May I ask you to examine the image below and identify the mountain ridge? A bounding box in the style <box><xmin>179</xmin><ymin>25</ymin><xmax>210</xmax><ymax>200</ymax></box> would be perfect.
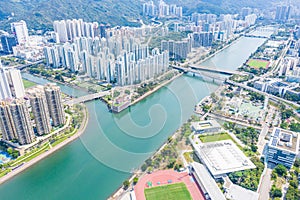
<box><xmin>0</xmin><ymin>0</ymin><xmax>293</xmax><ymax>31</ymax></box>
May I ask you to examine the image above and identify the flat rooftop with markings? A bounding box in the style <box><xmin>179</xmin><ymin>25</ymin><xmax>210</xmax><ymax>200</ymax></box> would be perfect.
<box><xmin>194</xmin><ymin>140</ymin><xmax>256</xmax><ymax>178</ymax></box>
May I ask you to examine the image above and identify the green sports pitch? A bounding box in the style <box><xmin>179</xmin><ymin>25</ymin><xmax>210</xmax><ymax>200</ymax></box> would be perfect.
<box><xmin>144</xmin><ymin>182</ymin><xmax>192</xmax><ymax>200</ymax></box>
<box><xmin>246</xmin><ymin>59</ymin><xmax>270</xmax><ymax>69</ymax></box>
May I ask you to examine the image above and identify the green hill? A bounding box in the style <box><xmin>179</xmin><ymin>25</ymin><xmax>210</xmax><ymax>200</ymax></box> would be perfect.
<box><xmin>166</xmin><ymin>0</ymin><xmax>284</xmax><ymax>15</ymax></box>
<box><xmin>0</xmin><ymin>0</ymin><xmax>143</xmax><ymax>31</ymax></box>
<box><xmin>0</xmin><ymin>0</ymin><xmax>292</xmax><ymax>31</ymax></box>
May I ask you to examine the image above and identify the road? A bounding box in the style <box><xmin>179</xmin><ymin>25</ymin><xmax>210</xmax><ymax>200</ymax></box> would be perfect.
<box><xmin>258</xmin><ymin>167</ymin><xmax>272</xmax><ymax>200</ymax></box>
<box><xmin>257</xmin><ymin>123</ymin><xmax>269</xmax><ymax>155</ymax></box>
<box><xmin>208</xmin><ymin>112</ymin><xmax>262</xmax><ymax>130</ymax></box>
<box><xmin>226</xmin><ymin>79</ymin><xmax>300</xmax><ymax>108</ymax></box>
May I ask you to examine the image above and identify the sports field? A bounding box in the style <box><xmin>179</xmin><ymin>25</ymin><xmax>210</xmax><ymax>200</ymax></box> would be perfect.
<box><xmin>247</xmin><ymin>59</ymin><xmax>270</xmax><ymax>69</ymax></box>
<box><xmin>144</xmin><ymin>182</ymin><xmax>192</xmax><ymax>200</ymax></box>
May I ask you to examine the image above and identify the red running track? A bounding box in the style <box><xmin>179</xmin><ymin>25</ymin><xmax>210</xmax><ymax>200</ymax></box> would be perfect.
<box><xmin>134</xmin><ymin>170</ymin><xmax>205</xmax><ymax>200</ymax></box>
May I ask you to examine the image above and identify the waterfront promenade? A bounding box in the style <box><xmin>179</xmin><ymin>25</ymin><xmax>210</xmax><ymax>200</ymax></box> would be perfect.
<box><xmin>130</xmin><ymin>72</ymin><xmax>183</xmax><ymax>106</ymax></box>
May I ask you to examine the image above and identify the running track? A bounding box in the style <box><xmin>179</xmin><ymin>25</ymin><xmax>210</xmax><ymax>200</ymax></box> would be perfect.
<box><xmin>134</xmin><ymin>170</ymin><xmax>205</xmax><ymax>200</ymax></box>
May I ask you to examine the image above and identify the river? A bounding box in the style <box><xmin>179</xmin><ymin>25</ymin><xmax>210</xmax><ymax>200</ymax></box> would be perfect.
<box><xmin>0</xmin><ymin>36</ymin><xmax>267</xmax><ymax>200</ymax></box>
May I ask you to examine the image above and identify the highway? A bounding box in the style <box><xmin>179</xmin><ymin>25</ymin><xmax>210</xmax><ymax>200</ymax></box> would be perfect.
<box><xmin>225</xmin><ymin>79</ymin><xmax>300</xmax><ymax>108</ymax></box>
<box><xmin>172</xmin><ymin>64</ymin><xmax>244</xmax><ymax>76</ymax></box>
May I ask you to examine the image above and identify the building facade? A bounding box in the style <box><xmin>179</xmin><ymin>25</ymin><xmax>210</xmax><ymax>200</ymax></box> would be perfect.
<box><xmin>9</xmin><ymin>99</ymin><xmax>35</xmax><ymax>145</ymax></box>
<box><xmin>11</xmin><ymin>20</ymin><xmax>29</xmax><ymax>45</ymax></box>
<box><xmin>28</xmin><ymin>86</ymin><xmax>52</xmax><ymax>136</ymax></box>
<box><xmin>44</xmin><ymin>83</ymin><xmax>65</xmax><ymax>127</ymax></box>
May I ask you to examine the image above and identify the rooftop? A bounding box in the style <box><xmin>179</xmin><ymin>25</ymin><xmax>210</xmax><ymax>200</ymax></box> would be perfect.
<box><xmin>191</xmin><ymin>120</ymin><xmax>221</xmax><ymax>130</ymax></box>
<box><xmin>190</xmin><ymin>162</ymin><xmax>226</xmax><ymax>200</ymax></box>
<box><xmin>225</xmin><ymin>183</ymin><xmax>259</xmax><ymax>200</ymax></box>
<box><xmin>268</xmin><ymin>128</ymin><xmax>299</xmax><ymax>153</ymax></box>
<box><xmin>195</xmin><ymin>140</ymin><xmax>256</xmax><ymax>177</ymax></box>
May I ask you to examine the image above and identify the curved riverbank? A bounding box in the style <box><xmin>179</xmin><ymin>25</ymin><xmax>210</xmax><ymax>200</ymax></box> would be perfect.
<box><xmin>196</xmin><ymin>36</ymin><xmax>243</xmax><ymax>65</ymax></box>
<box><xmin>0</xmin><ymin>104</ymin><xmax>89</xmax><ymax>185</ymax></box>
<box><xmin>0</xmin><ymin>33</ymin><xmax>269</xmax><ymax>200</ymax></box>
<box><xmin>130</xmin><ymin>72</ymin><xmax>183</xmax><ymax>107</ymax></box>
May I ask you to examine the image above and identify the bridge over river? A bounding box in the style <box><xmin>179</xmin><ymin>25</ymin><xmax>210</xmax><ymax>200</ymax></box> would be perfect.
<box><xmin>172</xmin><ymin>65</ymin><xmax>246</xmax><ymax>76</ymax></box>
<box><xmin>64</xmin><ymin>91</ymin><xmax>110</xmax><ymax>105</ymax></box>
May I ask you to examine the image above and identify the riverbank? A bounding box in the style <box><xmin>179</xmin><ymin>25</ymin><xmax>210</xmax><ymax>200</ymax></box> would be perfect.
<box><xmin>22</xmin><ymin>71</ymin><xmax>89</xmax><ymax>94</ymax></box>
<box><xmin>195</xmin><ymin>35</ymin><xmax>243</xmax><ymax>66</ymax></box>
<box><xmin>130</xmin><ymin>72</ymin><xmax>183</xmax><ymax>107</ymax></box>
<box><xmin>0</xmin><ymin>104</ymin><xmax>89</xmax><ymax>185</ymax></box>
<box><xmin>109</xmin><ymin>27</ymin><xmax>267</xmax><ymax>200</ymax></box>
<box><xmin>109</xmin><ymin>110</ymin><xmax>187</xmax><ymax>200</ymax></box>
<box><xmin>0</xmin><ymin>28</ymin><xmax>273</xmax><ymax>200</ymax></box>
<box><xmin>192</xmin><ymin>25</ymin><xmax>259</xmax><ymax>66</ymax></box>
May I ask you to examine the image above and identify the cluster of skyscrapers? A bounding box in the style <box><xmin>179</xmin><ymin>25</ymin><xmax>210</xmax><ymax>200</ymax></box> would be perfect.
<box><xmin>161</xmin><ymin>31</ymin><xmax>215</xmax><ymax>61</ymax></box>
<box><xmin>189</xmin><ymin>12</ymin><xmax>257</xmax><ymax>39</ymax></box>
<box><xmin>160</xmin><ymin>11</ymin><xmax>258</xmax><ymax>61</ymax></box>
<box><xmin>275</xmin><ymin>5</ymin><xmax>292</xmax><ymax>22</ymax></box>
<box><xmin>44</xmin><ymin>21</ymin><xmax>169</xmax><ymax>86</ymax></box>
<box><xmin>0</xmin><ymin>62</ymin><xmax>65</xmax><ymax>145</ymax></box>
<box><xmin>161</xmin><ymin>38</ymin><xmax>192</xmax><ymax>61</ymax></box>
<box><xmin>53</xmin><ymin>19</ymin><xmax>104</xmax><ymax>43</ymax></box>
<box><xmin>142</xmin><ymin>0</ymin><xmax>182</xmax><ymax>18</ymax></box>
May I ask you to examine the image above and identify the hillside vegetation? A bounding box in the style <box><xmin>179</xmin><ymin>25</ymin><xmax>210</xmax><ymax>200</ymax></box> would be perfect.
<box><xmin>0</xmin><ymin>0</ymin><xmax>293</xmax><ymax>31</ymax></box>
<box><xmin>0</xmin><ymin>0</ymin><xmax>143</xmax><ymax>31</ymax></box>
<box><xmin>166</xmin><ymin>0</ymin><xmax>282</xmax><ymax>15</ymax></box>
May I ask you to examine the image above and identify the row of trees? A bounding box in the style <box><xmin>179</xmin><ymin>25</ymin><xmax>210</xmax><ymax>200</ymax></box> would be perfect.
<box><xmin>223</xmin><ymin>122</ymin><xmax>259</xmax><ymax>145</ymax></box>
<box><xmin>270</xmin><ymin>164</ymin><xmax>287</xmax><ymax>199</ymax></box>
<box><xmin>248</xmin><ymin>91</ymin><xmax>265</xmax><ymax>102</ymax></box>
<box><xmin>285</xmin><ymin>159</ymin><xmax>300</xmax><ymax>200</ymax></box>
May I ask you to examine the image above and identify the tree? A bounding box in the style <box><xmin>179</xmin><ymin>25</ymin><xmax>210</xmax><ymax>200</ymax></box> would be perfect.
<box><xmin>274</xmin><ymin>164</ymin><xmax>287</xmax><ymax>177</ymax></box>
<box><xmin>141</xmin><ymin>164</ymin><xmax>147</xmax><ymax>172</ymax></box>
<box><xmin>280</xmin><ymin>122</ymin><xmax>288</xmax><ymax>129</ymax></box>
<box><xmin>133</xmin><ymin>177</ymin><xmax>139</xmax><ymax>185</ymax></box>
<box><xmin>167</xmin><ymin>158</ymin><xmax>176</xmax><ymax>169</ymax></box>
<box><xmin>54</xmin><ymin>74</ymin><xmax>64</xmax><ymax>82</ymax></box>
<box><xmin>113</xmin><ymin>90</ymin><xmax>120</xmax><ymax>98</ymax></box>
<box><xmin>125</xmin><ymin>90</ymin><xmax>130</xmax><ymax>95</ymax></box>
<box><xmin>281</xmin><ymin>109</ymin><xmax>294</xmax><ymax>121</ymax></box>
<box><xmin>289</xmin><ymin>123</ymin><xmax>300</xmax><ymax>132</ymax></box>
<box><xmin>250</xmin><ymin>144</ymin><xmax>258</xmax><ymax>152</ymax></box>
<box><xmin>270</xmin><ymin>187</ymin><xmax>282</xmax><ymax>198</ymax></box>
<box><xmin>123</xmin><ymin>180</ymin><xmax>130</xmax><ymax>189</ymax></box>
<box><xmin>294</xmin><ymin>158</ymin><xmax>300</xmax><ymax>167</ymax></box>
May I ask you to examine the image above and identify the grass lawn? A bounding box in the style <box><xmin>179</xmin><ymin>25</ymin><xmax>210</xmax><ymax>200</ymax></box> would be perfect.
<box><xmin>247</xmin><ymin>59</ymin><xmax>270</xmax><ymax>69</ymax></box>
<box><xmin>77</xmin><ymin>82</ymin><xmax>105</xmax><ymax>92</ymax></box>
<box><xmin>23</xmin><ymin>79</ymin><xmax>36</xmax><ymax>89</ymax></box>
<box><xmin>199</xmin><ymin>132</ymin><xmax>233</xmax><ymax>143</ymax></box>
<box><xmin>144</xmin><ymin>182</ymin><xmax>192</xmax><ymax>200</ymax></box>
